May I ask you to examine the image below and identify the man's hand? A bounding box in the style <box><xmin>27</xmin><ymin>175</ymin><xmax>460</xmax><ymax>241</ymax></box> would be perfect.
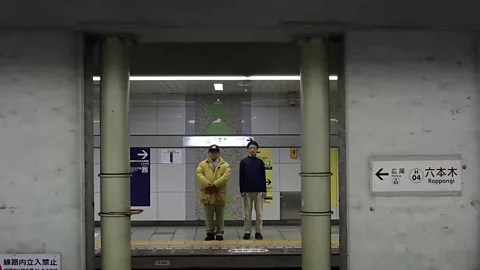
<box><xmin>205</xmin><ymin>183</ymin><xmax>213</xmax><ymax>192</ymax></box>
<box><xmin>262</xmin><ymin>192</ymin><xmax>267</xmax><ymax>198</ymax></box>
<box><xmin>205</xmin><ymin>183</ymin><xmax>218</xmax><ymax>192</ymax></box>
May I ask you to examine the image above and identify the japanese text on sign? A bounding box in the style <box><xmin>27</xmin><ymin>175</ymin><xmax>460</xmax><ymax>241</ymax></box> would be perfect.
<box><xmin>130</xmin><ymin>163</ymin><xmax>149</xmax><ymax>174</ymax></box>
<box><xmin>370</xmin><ymin>155</ymin><xmax>462</xmax><ymax>197</ymax></box>
<box><xmin>423</xmin><ymin>166</ymin><xmax>458</xmax><ymax>184</ymax></box>
<box><xmin>182</xmin><ymin>136</ymin><xmax>254</xmax><ymax>147</ymax></box>
<box><xmin>0</xmin><ymin>254</ymin><xmax>61</xmax><ymax>270</ymax></box>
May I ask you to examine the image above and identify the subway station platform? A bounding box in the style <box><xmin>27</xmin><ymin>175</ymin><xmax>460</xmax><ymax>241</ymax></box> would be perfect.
<box><xmin>94</xmin><ymin>225</ymin><xmax>340</xmax><ymax>269</ymax></box>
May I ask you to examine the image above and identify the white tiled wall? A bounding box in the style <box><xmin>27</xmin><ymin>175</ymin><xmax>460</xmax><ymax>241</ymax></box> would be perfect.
<box><xmin>251</xmin><ymin>109</ymin><xmax>301</xmax><ymax>134</ymax></box>
<box><xmin>251</xmin><ymin>93</ymin><xmax>303</xmax><ymax>193</ymax></box>
<box><xmin>251</xmin><ymin>93</ymin><xmax>339</xmax><ymax>220</ymax></box>
<box><xmin>93</xmin><ymin>94</ymin><xmax>187</xmax><ymax>136</ymax></box>
<box><xmin>250</xmin><ymin>93</ymin><xmax>301</xmax><ymax>135</ymax></box>
<box><xmin>93</xmin><ymin>93</ymin><xmax>340</xmax><ymax>221</ymax></box>
<box><xmin>278</xmin><ymin>148</ymin><xmax>301</xmax><ymax>191</ymax></box>
<box><xmin>94</xmin><ymin>94</ymin><xmax>188</xmax><ymax>221</ymax></box>
<box><xmin>250</xmin><ymin>93</ymin><xmax>299</xmax><ymax>220</ymax></box>
<box><xmin>94</xmin><ymin>148</ymin><xmax>187</xmax><ymax>221</ymax></box>
<box><xmin>93</xmin><ymin>147</ymin><xmax>305</xmax><ymax>221</ymax></box>
<box><xmin>247</xmin><ymin>148</ymin><xmax>301</xmax><ymax>220</ymax></box>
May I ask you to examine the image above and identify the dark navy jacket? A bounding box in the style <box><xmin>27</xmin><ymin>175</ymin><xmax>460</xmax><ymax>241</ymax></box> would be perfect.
<box><xmin>239</xmin><ymin>156</ymin><xmax>267</xmax><ymax>193</ymax></box>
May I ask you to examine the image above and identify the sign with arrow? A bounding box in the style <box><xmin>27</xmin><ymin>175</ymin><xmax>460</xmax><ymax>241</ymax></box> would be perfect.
<box><xmin>370</xmin><ymin>154</ymin><xmax>463</xmax><ymax>197</ymax></box>
<box><xmin>138</xmin><ymin>149</ymin><xmax>149</xmax><ymax>160</ymax></box>
<box><xmin>375</xmin><ymin>168</ymin><xmax>389</xmax><ymax>180</ymax></box>
<box><xmin>256</xmin><ymin>148</ymin><xmax>273</xmax><ymax>206</ymax></box>
<box><xmin>130</xmin><ymin>148</ymin><xmax>151</xmax><ymax>206</ymax></box>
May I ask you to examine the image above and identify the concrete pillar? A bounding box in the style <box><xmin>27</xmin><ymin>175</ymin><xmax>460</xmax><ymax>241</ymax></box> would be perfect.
<box><xmin>99</xmin><ymin>36</ymin><xmax>132</xmax><ymax>270</ymax></box>
<box><xmin>299</xmin><ymin>37</ymin><xmax>331</xmax><ymax>270</ymax></box>
<box><xmin>83</xmin><ymin>35</ymin><xmax>96</xmax><ymax>270</ymax></box>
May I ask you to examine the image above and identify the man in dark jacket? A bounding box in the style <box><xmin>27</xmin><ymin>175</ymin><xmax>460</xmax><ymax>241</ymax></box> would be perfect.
<box><xmin>239</xmin><ymin>141</ymin><xmax>267</xmax><ymax>240</ymax></box>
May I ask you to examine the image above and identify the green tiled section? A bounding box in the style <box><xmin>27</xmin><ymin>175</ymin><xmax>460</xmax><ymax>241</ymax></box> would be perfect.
<box><xmin>202</xmin><ymin>121</ymin><xmax>235</xmax><ymax>135</ymax></box>
<box><xmin>195</xmin><ymin>95</ymin><xmax>246</xmax><ymax>221</ymax></box>
<box><xmin>203</xmin><ymin>103</ymin><xmax>232</xmax><ymax>118</ymax></box>
<box><xmin>223</xmin><ymin>211</ymin><xmax>235</xmax><ymax>220</ymax></box>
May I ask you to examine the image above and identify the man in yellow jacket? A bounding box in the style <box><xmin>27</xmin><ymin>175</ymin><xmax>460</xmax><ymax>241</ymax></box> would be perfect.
<box><xmin>196</xmin><ymin>144</ymin><xmax>231</xmax><ymax>241</ymax></box>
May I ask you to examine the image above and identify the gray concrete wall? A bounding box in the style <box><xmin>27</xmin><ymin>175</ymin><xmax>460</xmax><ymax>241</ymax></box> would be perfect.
<box><xmin>346</xmin><ymin>31</ymin><xmax>480</xmax><ymax>270</ymax></box>
<box><xmin>0</xmin><ymin>31</ymin><xmax>85</xmax><ymax>270</ymax></box>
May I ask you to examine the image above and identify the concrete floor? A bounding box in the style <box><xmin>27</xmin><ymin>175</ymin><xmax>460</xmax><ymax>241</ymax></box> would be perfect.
<box><xmin>94</xmin><ymin>225</ymin><xmax>340</xmax><ymax>249</ymax></box>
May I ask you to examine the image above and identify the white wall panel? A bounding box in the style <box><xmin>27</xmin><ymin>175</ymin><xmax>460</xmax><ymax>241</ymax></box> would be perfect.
<box><xmin>130</xmin><ymin>107</ymin><xmax>157</xmax><ymax>135</ymax></box>
<box><xmin>94</xmin><ymin>148</ymin><xmax>100</xmax><ymax>164</ymax></box>
<box><xmin>149</xmin><ymin>163</ymin><xmax>158</xmax><ymax>193</ymax></box>
<box><xmin>130</xmin><ymin>93</ymin><xmax>158</xmax><ymax>107</ymax></box>
<box><xmin>157</xmin><ymin>164</ymin><xmax>186</xmax><ymax>193</ymax></box>
<box><xmin>157</xmin><ymin>192</ymin><xmax>186</xmax><ymax>220</ymax></box>
<box><xmin>279</xmin><ymin>106</ymin><xmax>301</xmax><ymax>134</ymax></box>
<box><xmin>157</xmin><ymin>106</ymin><xmax>186</xmax><ymax>135</ymax></box>
<box><xmin>251</xmin><ymin>107</ymin><xmax>280</xmax><ymax>134</ymax></box>
<box><xmin>279</xmin><ymin>163</ymin><xmax>301</xmax><ymax>191</ymax></box>
<box><xmin>157</xmin><ymin>93</ymin><xmax>187</xmax><ymax>107</ymax></box>
<box><xmin>94</xmin><ymin>164</ymin><xmax>100</xmax><ymax>192</ymax></box>
<box><xmin>94</xmin><ymin>193</ymin><xmax>100</xmax><ymax>222</ymax></box>
<box><xmin>149</xmin><ymin>148</ymin><xmax>159</xmax><ymax>163</ymax></box>
<box><xmin>93</xmin><ymin>107</ymin><xmax>100</xmax><ymax>135</ymax></box>
<box><xmin>272</xmin><ymin>163</ymin><xmax>281</xmax><ymax>192</ymax></box>
<box><xmin>131</xmin><ymin>193</ymin><xmax>158</xmax><ymax>221</ymax></box>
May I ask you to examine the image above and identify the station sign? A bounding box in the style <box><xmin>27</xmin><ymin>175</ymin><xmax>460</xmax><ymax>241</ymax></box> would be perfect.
<box><xmin>370</xmin><ymin>155</ymin><xmax>462</xmax><ymax>197</ymax></box>
<box><xmin>182</xmin><ymin>136</ymin><xmax>254</xmax><ymax>147</ymax></box>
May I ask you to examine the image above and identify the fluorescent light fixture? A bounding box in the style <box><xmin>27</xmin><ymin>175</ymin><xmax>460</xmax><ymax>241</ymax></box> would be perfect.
<box><xmin>214</xmin><ymin>83</ymin><xmax>223</xmax><ymax>91</ymax></box>
<box><xmin>92</xmin><ymin>75</ymin><xmax>339</xmax><ymax>81</ymax></box>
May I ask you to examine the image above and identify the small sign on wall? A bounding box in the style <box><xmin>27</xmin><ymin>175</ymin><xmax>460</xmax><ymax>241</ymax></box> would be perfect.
<box><xmin>290</xmin><ymin>148</ymin><xmax>298</xmax><ymax>159</ymax></box>
<box><xmin>0</xmin><ymin>254</ymin><xmax>61</xmax><ymax>269</ymax></box>
<box><xmin>288</xmin><ymin>92</ymin><xmax>296</xmax><ymax>106</ymax></box>
<box><xmin>161</xmin><ymin>149</ymin><xmax>182</xmax><ymax>164</ymax></box>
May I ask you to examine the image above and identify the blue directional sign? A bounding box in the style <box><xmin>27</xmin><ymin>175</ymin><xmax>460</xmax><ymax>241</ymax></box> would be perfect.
<box><xmin>130</xmin><ymin>148</ymin><xmax>150</xmax><ymax>206</ymax></box>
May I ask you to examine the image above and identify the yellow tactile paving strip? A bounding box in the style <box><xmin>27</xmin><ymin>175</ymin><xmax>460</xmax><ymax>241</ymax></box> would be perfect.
<box><xmin>94</xmin><ymin>239</ymin><xmax>339</xmax><ymax>249</ymax></box>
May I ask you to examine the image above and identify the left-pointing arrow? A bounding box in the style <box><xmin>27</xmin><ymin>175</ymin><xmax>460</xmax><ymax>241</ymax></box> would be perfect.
<box><xmin>375</xmin><ymin>168</ymin><xmax>389</xmax><ymax>180</ymax></box>
<box><xmin>138</xmin><ymin>150</ymin><xmax>148</xmax><ymax>159</ymax></box>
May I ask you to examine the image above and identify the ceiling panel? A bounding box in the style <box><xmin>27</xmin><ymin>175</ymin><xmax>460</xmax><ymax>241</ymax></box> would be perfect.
<box><xmin>1</xmin><ymin>0</ymin><xmax>478</xmax><ymax>34</ymax></box>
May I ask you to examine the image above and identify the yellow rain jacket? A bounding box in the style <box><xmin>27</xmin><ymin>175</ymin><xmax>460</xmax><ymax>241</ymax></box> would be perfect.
<box><xmin>196</xmin><ymin>157</ymin><xmax>231</xmax><ymax>205</ymax></box>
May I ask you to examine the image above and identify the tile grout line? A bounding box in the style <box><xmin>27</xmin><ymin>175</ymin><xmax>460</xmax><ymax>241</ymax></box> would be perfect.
<box><xmin>277</xmin><ymin>226</ymin><xmax>286</xmax><ymax>240</ymax></box>
<box><xmin>148</xmin><ymin>229</ymin><xmax>152</xmax><ymax>241</ymax></box>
